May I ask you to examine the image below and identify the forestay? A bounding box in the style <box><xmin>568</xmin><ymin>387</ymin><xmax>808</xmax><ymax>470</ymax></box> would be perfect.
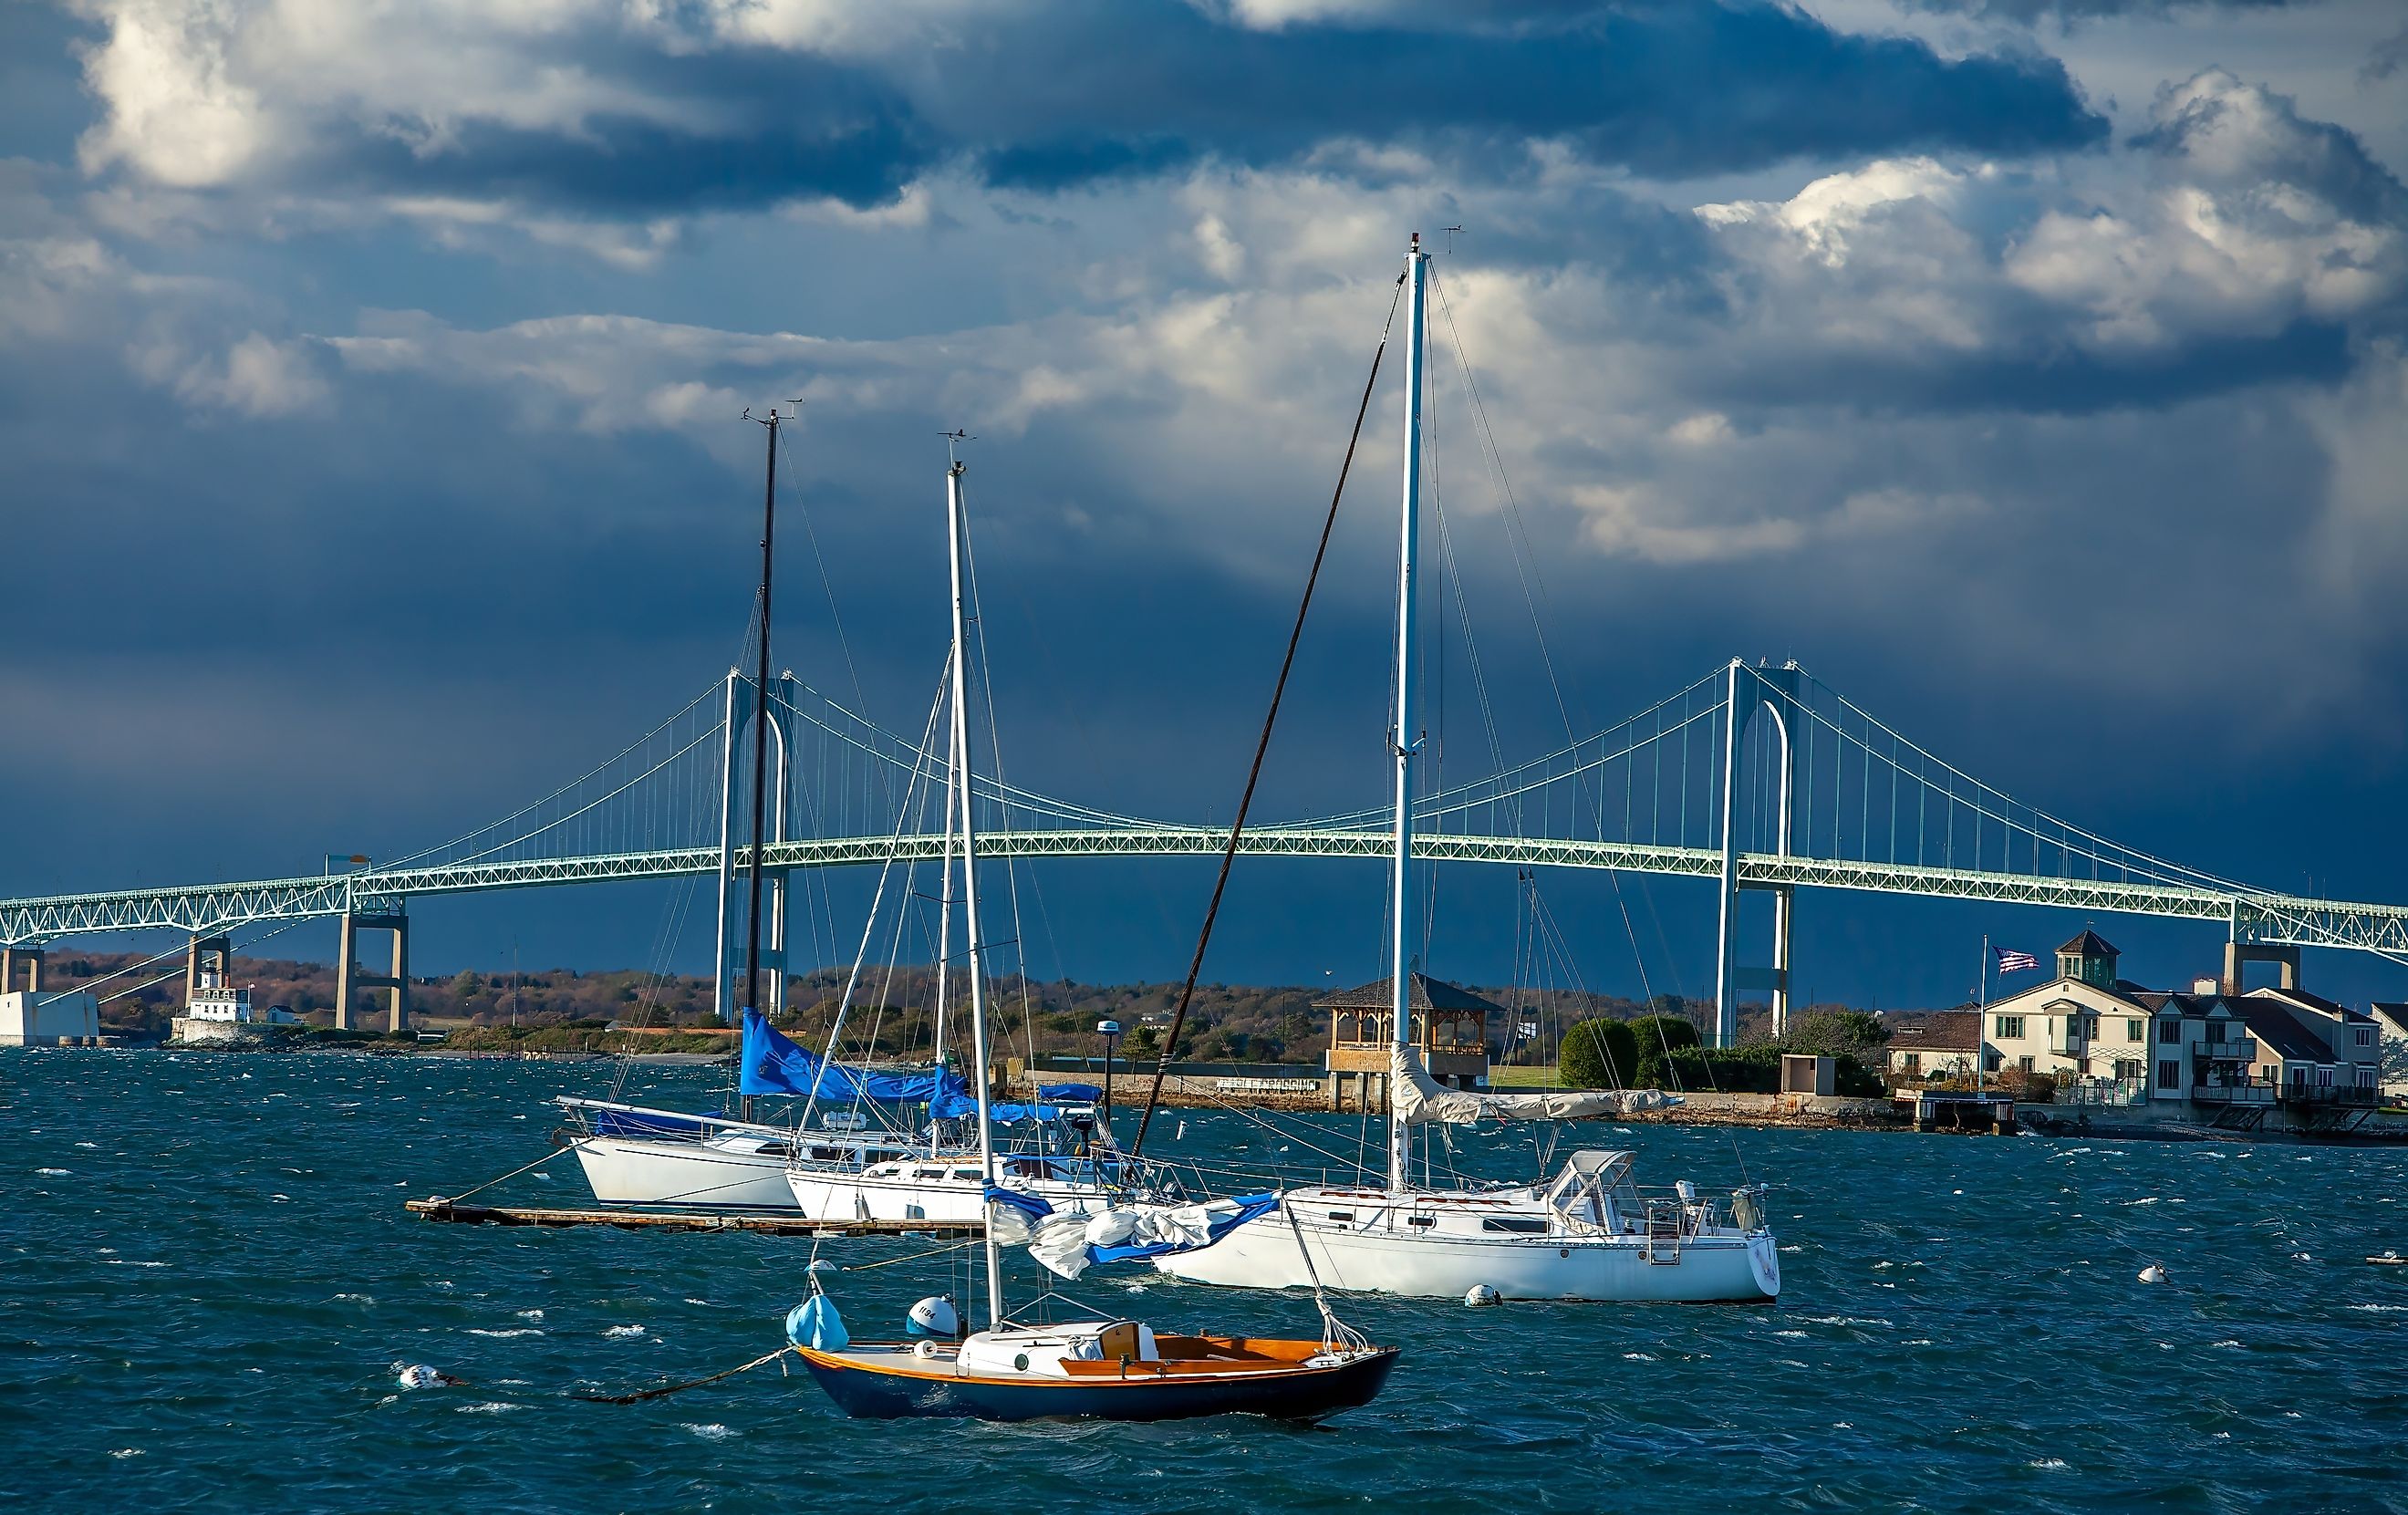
<box><xmin>1391</xmin><ymin>1043</ymin><xmax>1678</xmax><ymax>1126</ymax></box>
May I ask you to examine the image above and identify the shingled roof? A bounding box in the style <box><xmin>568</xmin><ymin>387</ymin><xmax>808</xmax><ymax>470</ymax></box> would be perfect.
<box><xmin>2059</xmin><ymin>929</ymin><xmax>2120</xmax><ymax>958</ymax></box>
<box><xmin>1314</xmin><ymin>972</ymin><xmax>1505</xmax><ymax>1016</ymax></box>
<box><xmin>1888</xmin><ymin>1009</ymin><xmax>1981</xmax><ymax>1052</ymax></box>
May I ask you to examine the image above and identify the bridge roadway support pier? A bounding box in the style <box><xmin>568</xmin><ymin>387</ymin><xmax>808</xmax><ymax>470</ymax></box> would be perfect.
<box><xmin>336</xmin><ymin>910</ymin><xmax>409</xmax><ymax>1033</ymax></box>
<box><xmin>184</xmin><ymin>935</ymin><xmax>231</xmax><ymax>1006</ymax></box>
<box><xmin>1</xmin><ymin>945</ymin><xmax>43</xmax><ymax>994</ymax></box>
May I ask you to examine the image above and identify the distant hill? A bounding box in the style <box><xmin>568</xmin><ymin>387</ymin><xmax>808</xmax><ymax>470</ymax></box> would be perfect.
<box><xmin>51</xmin><ymin>949</ymin><xmax>1769</xmax><ymax>1062</ymax></box>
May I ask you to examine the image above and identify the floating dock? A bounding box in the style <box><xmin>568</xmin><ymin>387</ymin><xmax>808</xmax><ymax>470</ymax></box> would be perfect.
<box><xmin>404</xmin><ymin>1199</ymin><xmax>982</xmax><ymax>1237</ymax></box>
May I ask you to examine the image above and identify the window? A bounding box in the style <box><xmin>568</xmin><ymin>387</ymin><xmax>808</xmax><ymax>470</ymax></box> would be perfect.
<box><xmin>2126</xmin><ymin>1019</ymin><xmax>2144</xmax><ymax>1043</ymax></box>
<box><xmin>2157</xmin><ymin>1060</ymin><xmax>2179</xmax><ymax>1087</ymax></box>
<box><xmin>1325</xmin><ymin>1210</ymin><xmax>1355</xmax><ymax>1223</ymax></box>
<box><xmin>2082</xmin><ymin>1015</ymin><xmax>2100</xmax><ymax>1039</ymax></box>
<box><xmin>2205</xmin><ymin>1021</ymin><xmax>2225</xmax><ymax>1044</ymax></box>
<box><xmin>2358</xmin><ymin>1067</ymin><xmax>2377</xmax><ymax>1089</ymax></box>
<box><xmin>2018</xmin><ymin>1055</ymin><xmax>2036</xmax><ymax>1074</ymax></box>
<box><xmin>2159</xmin><ymin>1019</ymin><xmax>2181</xmax><ymax>1044</ymax></box>
<box><xmin>1995</xmin><ymin>1015</ymin><xmax>2025</xmax><ymax>1040</ymax></box>
<box><xmin>2357</xmin><ymin>1027</ymin><xmax>2374</xmax><ymax>1047</ymax></box>
<box><xmin>1902</xmin><ymin>1053</ymin><xmax>1921</xmax><ymax>1074</ymax></box>
<box><xmin>1480</xmin><ymin>1216</ymin><xmax>1549</xmax><ymax>1234</ymax></box>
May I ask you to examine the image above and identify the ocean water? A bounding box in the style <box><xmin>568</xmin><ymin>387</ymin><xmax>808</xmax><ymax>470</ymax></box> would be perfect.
<box><xmin>9</xmin><ymin>1049</ymin><xmax>2408</xmax><ymax>1514</ymax></box>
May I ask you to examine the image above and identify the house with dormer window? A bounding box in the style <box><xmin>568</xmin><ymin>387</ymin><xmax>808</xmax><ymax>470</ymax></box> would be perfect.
<box><xmin>1973</xmin><ymin>931</ymin><xmax>2383</xmax><ymax>1132</ymax></box>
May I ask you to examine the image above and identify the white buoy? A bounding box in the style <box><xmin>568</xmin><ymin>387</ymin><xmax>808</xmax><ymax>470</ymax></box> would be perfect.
<box><xmin>395</xmin><ymin>1363</ymin><xmax>459</xmax><ymax>1389</ymax></box>
<box><xmin>1464</xmin><ymin>1284</ymin><xmax>1502</xmax><ymax>1308</ymax></box>
<box><xmin>908</xmin><ymin>1295</ymin><xmax>961</xmax><ymax>1338</ymax></box>
<box><xmin>806</xmin><ymin>1258</ymin><xmax>837</xmax><ymax>1273</ymax></box>
<box><xmin>2137</xmin><ymin>1263</ymin><xmax>2168</xmax><ymax>1285</ymax></box>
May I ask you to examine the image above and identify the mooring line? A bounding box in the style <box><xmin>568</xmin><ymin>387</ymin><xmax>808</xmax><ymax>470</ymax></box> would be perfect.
<box><xmin>573</xmin><ymin>1346</ymin><xmax>796</xmax><ymax>1405</ymax></box>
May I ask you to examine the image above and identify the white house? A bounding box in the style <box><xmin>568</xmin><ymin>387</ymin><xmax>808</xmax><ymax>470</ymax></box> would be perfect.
<box><xmin>1977</xmin><ymin>931</ymin><xmax>2382</xmax><ymax>1130</ymax></box>
<box><xmin>1885</xmin><ymin>1010</ymin><xmax>1986</xmax><ymax>1079</ymax></box>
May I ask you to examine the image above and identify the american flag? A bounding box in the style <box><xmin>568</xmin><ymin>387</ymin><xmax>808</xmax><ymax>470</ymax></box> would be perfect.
<box><xmin>1994</xmin><ymin>947</ymin><xmax>2041</xmax><ymax>974</ymax></box>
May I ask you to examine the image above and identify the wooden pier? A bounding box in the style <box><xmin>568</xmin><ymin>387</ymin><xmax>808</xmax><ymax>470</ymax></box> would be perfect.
<box><xmin>404</xmin><ymin>1199</ymin><xmax>982</xmax><ymax>1237</ymax></box>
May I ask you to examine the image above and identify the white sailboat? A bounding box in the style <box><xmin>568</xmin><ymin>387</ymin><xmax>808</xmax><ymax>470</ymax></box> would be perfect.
<box><xmin>1154</xmin><ymin>234</ymin><xmax>1780</xmax><ymax>1303</ymax></box>
<box><xmin>783</xmin><ymin>448</ymin><xmax>1137</xmax><ymax>1226</ymax></box>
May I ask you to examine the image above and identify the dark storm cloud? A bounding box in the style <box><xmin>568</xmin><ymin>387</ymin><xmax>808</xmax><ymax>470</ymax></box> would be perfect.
<box><xmin>60</xmin><ymin>0</ymin><xmax>2104</xmax><ymax>214</ymax></box>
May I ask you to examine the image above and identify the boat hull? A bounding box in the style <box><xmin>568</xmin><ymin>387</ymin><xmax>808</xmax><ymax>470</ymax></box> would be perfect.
<box><xmin>568</xmin><ymin>1136</ymin><xmax>800</xmax><ymax>1210</ymax></box>
<box><xmin>785</xmin><ymin>1168</ymin><xmax>1109</xmax><ymax>1224</ymax></box>
<box><xmin>797</xmin><ymin>1343</ymin><xmax>1398</xmax><ymax>1423</ymax></box>
<box><xmin>1155</xmin><ymin>1200</ymin><xmax>1780</xmax><ymax>1303</ymax></box>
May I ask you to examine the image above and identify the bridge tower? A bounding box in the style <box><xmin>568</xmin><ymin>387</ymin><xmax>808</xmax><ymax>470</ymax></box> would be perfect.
<box><xmin>1713</xmin><ymin>659</ymin><xmax>1806</xmax><ymax>1048</ymax></box>
<box><xmin>335</xmin><ymin>907</ymin><xmax>409</xmax><ymax>1033</ymax></box>
<box><xmin>711</xmin><ymin>667</ymin><xmax>797</xmax><ymax>1022</ymax></box>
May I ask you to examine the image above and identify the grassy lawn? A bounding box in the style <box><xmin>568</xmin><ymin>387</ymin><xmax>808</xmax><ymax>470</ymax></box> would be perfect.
<box><xmin>1487</xmin><ymin>1064</ymin><xmax>1562</xmax><ymax>1089</ymax></box>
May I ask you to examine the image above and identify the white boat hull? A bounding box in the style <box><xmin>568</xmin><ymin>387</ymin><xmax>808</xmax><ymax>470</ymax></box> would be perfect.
<box><xmin>570</xmin><ymin>1136</ymin><xmax>801</xmax><ymax>1210</ymax></box>
<box><xmin>1153</xmin><ymin>1189</ymin><xmax>1780</xmax><ymax>1303</ymax></box>
<box><xmin>786</xmin><ymin>1167</ymin><xmax>1113</xmax><ymax>1224</ymax></box>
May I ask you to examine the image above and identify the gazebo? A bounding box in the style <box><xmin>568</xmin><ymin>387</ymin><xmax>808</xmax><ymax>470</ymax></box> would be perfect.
<box><xmin>1319</xmin><ymin>971</ymin><xmax>1502</xmax><ymax>1111</ymax></box>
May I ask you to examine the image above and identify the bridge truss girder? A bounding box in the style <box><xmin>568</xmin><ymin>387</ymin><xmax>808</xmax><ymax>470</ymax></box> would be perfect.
<box><xmin>5</xmin><ymin>827</ymin><xmax>2406</xmax><ymax>960</ymax></box>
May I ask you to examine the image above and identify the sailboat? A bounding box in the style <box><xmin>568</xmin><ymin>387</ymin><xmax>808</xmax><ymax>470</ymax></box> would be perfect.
<box><xmin>1152</xmin><ymin>234</ymin><xmax>1781</xmax><ymax>1304</ymax></box>
<box><xmin>791</xmin><ymin>451</ymin><xmax>1400</xmax><ymax>1423</ymax></box>
<box><xmin>552</xmin><ymin>408</ymin><xmax>925</xmax><ymax>1212</ymax></box>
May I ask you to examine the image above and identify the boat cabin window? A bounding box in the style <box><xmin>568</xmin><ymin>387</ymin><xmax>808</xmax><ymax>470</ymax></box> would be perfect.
<box><xmin>1480</xmin><ymin>1216</ymin><xmax>1549</xmax><ymax>1234</ymax></box>
<box><xmin>1406</xmin><ymin>1215</ymin><xmax>1437</xmax><ymax>1229</ymax></box>
<box><xmin>951</xmin><ymin>1169</ymin><xmax>981</xmax><ymax>1182</ymax></box>
<box><xmin>1325</xmin><ymin>1210</ymin><xmax>1354</xmax><ymax>1222</ymax></box>
<box><xmin>913</xmin><ymin>1167</ymin><xmax>945</xmax><ymax>1180</ymax></box>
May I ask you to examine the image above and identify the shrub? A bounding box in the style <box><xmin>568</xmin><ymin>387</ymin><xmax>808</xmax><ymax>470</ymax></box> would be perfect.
<box><xmin>1626</xmin><ymin>1013</ymin><xmax>1701</xmax><ymax>1057</ymax></box>
<box><xmin>1560</xmin><ymin>1018</ymin><xmax>1639</xmax><ymax>1089</ymax></box>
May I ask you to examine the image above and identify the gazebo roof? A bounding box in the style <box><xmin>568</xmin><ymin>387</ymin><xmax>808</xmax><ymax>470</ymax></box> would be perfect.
<box><xmin>2059</xmin><ymin>929</ymin><xmax>2120</xmax><ymax>958</ymax></box>
<box><xmin>1313</xmin><ymin>972</ymin><xmax>1505</xmax><ymax>1016</ymax></box>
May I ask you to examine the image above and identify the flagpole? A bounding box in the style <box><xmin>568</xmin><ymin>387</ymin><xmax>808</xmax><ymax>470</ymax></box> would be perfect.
<box><xmin>1976</xmin><ymin>933</ymin><xmax>1989</xmax><ymax>1096</ymax></box>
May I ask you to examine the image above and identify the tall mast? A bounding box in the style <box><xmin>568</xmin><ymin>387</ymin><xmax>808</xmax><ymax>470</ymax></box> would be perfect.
<box><xmin>744</xmin><ymin>411</ymin><xmax>780</xmax><ymax>1043</ymax></box>
<box><xmin>1386</xmin><ymin>234</ymin><xmax>1427</xmax><ymax>1194</ymax></box>
<box><xmin>929</xmin><ymin>703</ymin><xmax>957</xmax><ymax>1157</ymax></box>
<box><xmin>946</xmin><ymin>451</ymin><xmax>1003</xmax><ymax>1327</ymax></box>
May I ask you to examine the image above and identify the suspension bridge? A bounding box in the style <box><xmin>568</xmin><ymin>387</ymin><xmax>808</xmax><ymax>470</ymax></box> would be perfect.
<box><xmin>4</xmin><ymin>658</ymin><xmax>2403</xmax><ymax>1045</ymax></box>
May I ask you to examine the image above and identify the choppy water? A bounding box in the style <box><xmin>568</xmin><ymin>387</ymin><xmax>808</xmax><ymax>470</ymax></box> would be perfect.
<box><xmin>10</xmin><ymin>1049</ymin><xmax>2408</xmax><ymax>1512</ymax></box>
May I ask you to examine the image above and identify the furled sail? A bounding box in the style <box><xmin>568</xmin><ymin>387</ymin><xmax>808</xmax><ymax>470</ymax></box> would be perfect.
<box><xmin>1391</xmin><ymin>1043</ymin><xmax>1679</xmax><ymax>1125</ymax></box>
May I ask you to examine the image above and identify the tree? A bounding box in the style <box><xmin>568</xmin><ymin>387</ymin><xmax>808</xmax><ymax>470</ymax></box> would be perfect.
<box><xmin>451</xmin><ymin>970</ymin><xmax>482</xmax><ymax>1001</ymax></box>
<box><xmin>1780</xmin><ymin>1009</ymin><xmax>1889</xmax><ymax>1059</ymax></box>
<box><xmin>1560</xmin><ymin>1017</ymin><xmax>1638</xmax><ymax>1089</ymax></box>
<box><xmin>1627</xmin><ymin>1013</ymin><xmax>1701</xmax><ymax>1057</ymax></box>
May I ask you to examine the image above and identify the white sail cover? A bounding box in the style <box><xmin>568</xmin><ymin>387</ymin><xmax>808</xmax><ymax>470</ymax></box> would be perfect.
<box><xmin>1391</xmin><ymin>1043</ymin><xmax>1679</xmax><ymax>1125</ymax></box>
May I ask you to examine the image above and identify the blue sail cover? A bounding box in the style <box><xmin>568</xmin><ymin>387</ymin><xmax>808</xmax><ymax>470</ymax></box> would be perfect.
<box><xmin>990</xmin><ymin>1103</ymin><xmax>1064</xmax><ymax>1123</ymax></box>
<box><xmin>740</xmin><ymin>1010</ymin><xmax>977</xmax><ymax>1116</ymax></box>
<box><xmin>1036</xmin><ymin>1083</ymin><xmax>1104</xmax><ymax>1103</ymax></box>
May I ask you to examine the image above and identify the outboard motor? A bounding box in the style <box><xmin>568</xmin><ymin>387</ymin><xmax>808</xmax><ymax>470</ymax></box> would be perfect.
<box><xmin>908</xmin><ymin>1295</ymin><xmax>962</xmax><ymax>1339</ymax></box>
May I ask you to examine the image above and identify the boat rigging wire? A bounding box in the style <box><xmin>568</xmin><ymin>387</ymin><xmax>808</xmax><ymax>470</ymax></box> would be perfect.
<box><xmin>1128</xmin><ymin>273</ymin><xmax>1406</xmax><ymax>1162</ymax></box>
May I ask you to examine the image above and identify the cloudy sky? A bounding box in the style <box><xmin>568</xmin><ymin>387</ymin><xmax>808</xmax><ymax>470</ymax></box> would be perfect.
<box><xmin>5</xmin><ymin>0</ymin><xmax>2405</xmax><ymax>1010</ymax></box>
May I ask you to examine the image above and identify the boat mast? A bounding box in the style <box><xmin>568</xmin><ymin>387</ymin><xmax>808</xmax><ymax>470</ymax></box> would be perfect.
<box><xmin>742</xmin><ymin>408</ymin><xmax>781</xmax><ymax>1122</ymax></box>
<box><xmin>946</xmin><ymin>450</ymin><xmax>1004</xmax><ymax>1328</ymax></box>
<box><xmin>929</xmin><ymin>687</ymin><xmax>957</xmax><ymax>1157</ymax></box>
<box><xmin>1386</xmin><ymin>234</ymin><xmax>1427</xmax><ymax>1195</ymax></box>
